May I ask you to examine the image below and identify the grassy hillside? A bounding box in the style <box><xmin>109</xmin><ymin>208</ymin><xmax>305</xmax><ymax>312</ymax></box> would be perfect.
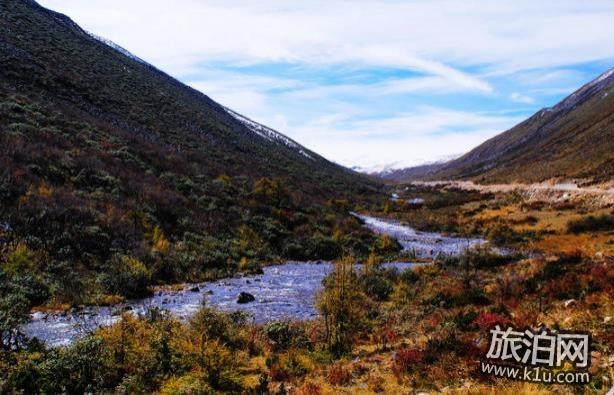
<box><xmin>384</xmin><ymin>68</ymin><xmax>614</xmax><ymax>184</ymax></box>
<box><xmin>0</xmin><ymin>0</ymin><xmax>384</xmax><ymax>307</ymax></box>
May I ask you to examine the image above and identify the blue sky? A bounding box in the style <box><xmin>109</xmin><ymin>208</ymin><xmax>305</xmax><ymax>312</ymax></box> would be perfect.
<box><xmin>39</xmin><ymin>0</ymin><xmax>614</xmax><ymax>170</ymax></box>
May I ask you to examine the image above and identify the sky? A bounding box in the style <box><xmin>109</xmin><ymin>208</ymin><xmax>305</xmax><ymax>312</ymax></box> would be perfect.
<box><xmin>38</xmin><ymin>0</ymin><xmax>614</xmax><ymax>170</ymax></box>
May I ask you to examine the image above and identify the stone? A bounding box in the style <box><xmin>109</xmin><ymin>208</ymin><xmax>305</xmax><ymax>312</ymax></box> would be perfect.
<box><xmin>237</xmin><ymin>291</ymin><xmax>256</xmax><ymax>304</ymax></box>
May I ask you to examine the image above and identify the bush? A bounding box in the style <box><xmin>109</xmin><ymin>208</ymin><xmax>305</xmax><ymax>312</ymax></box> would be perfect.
<box><xmin>38</xmin><ymin>337</ymin><xmax>107</xmax><ymax>394</ymax></box>
<box><xmin>2</xmin><ymin>244</ymin><xmax>37</xmax><ymax>277</ymax></box>
<box><xmin>473</xmin><ymin>311</ymin><xmax>509</xmax><ymax>330</ymax></box>
<box><xmin>567</xmin><ymin>214</ymin><xmax>614</xmax><ymax>234</ymax></box>
<box><xmin>536</xmin><ymin>251</ymin><xmax>584</xmax><ymax>282</ymax></box>
<box><xmin>440</xmin><ymin>246</ymin><xmax>517</xmax><ymax>270</ymax></box>
<box><xmin>372</xmin><ymin>234</ymin><xmax>401</xmax><ymax>255</ymax></box>
<box><xmin>159</xmin><ymin>373</ymin><xmax>214</xmax><ymax>395</ymax></box>
<box><xmin>392</xmin><ymin>348</ymin><xmax>424</xmax><ymax>376</ymax></box>
<box><xmin>189</xmin><ymin>307</ymin><xmax>246</xmax><ymax>348</ymax></box>
<box><xmin>487</xmin><ymin>223</ymin><xmax>526</xmax><ymax>246</ymax></box>
<box><xmin>100</xmin><ymin>254</ymin><xmax>151</xmax><ymax>298</ymax></box>
<box><xmin>263</xmin><ymin>321</ymin><xmax>308</xmax><ymax>352</ymax></box>
<box><xmin>359</xmin><ymin>268</ymin><xmax>394</xmax><ymax>301</ymax></box>
<box><xmin>308</xmin><ymin>235</ymin><xmax>341</xmax><ymax>260</ymax></box>
<box><xmin>399</xmin><ymin>268</ymin><xmax>419</xmax><ymax>285</ymax></box>
<box><xmin>326</xmin><ymin>363</ymin><xmax>352</xmax><ymax>386</ymax></box>
<box><xmin>453</xmin><ymin>310</ymin><xmax>478</xmax><ymax>331</ymax></box>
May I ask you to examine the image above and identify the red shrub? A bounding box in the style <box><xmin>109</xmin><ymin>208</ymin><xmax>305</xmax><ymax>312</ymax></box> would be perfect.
<box><xmin>473</xmin><ymin>312</ymin><xmax>509</xmax><ymax>330</ymax></box>
<box><xmin>392</xmin><ymin>347</ymin><xmax>425</xmax><ymax>376</ymax></box>
<box><xmin>326</xmin><ymin>364</ymin><xmax>352</xmax><ymax>386</ymax></box>
<box><xmin>268</xmin><ymin>364</ymin><xmax>289</xmax><ymax>381</ymax></box>
<box><xmin>375</xmin><ymin>326</ymin><xmax>397</xmax><ymax>350</ymax></box>
<box><xmin>295</xmin><ymin>382</ymin><xmax>322</xmax><ymax>395</ymax></box>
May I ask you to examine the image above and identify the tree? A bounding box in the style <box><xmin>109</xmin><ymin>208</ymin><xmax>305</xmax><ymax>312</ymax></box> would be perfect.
<box><xmin>316</xmin><ymin>256</ymin><xmax>365</xmax><ymax>357</ymax></box>
<box><xmin>0</xmin><ymin>290</ymin><xmax>30</xmax><ymax>350</ymax></box>
<box><xmin>0</xmin><ymin>267</ymin><xmax>44</xmax><ymax>350</ymax></box>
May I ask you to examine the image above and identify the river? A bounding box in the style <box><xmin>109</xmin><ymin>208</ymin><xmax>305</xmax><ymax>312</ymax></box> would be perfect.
<box><xmin>24</xmin><ymin>214</ymin><xmax>486</xmax><ymax>347</ymax></box>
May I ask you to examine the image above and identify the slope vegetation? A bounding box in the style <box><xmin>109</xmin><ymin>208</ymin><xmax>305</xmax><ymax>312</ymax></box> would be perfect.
<box><xmin>385</xmin><ymin>68</ymin><xmax>614</xmax><ymax>184</ymax></box>
<box><xmin>0</xmin><ymin>0</ymin><xmax>381</xmax><ymax>305</ymax></box>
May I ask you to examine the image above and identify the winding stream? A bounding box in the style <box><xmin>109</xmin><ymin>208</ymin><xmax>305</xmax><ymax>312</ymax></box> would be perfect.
<box><xmin>355</xmin><ymin>214</ymin><xmax>486</xmax><ymax>258</ymax></box>
<box><xmin>24</xmin><ymin>215</ymin><xmax>486</xmax><ymax>347</ymax></box>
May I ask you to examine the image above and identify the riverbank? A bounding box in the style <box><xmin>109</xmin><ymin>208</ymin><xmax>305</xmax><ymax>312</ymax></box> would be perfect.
<box><xmin>24</xmin><ymin>214</ymin><xmax>486</xmax><ymax>347</ymax></box>
<box><xmin>4</xmin><ymin>196</ymin><xmax>612</xmax><ymax>394</ymax></box>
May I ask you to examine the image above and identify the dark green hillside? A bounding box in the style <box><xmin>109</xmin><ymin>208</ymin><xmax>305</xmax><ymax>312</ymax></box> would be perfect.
<box><xmin>0</xmin><ymin>0</ymin><xmax>383</xmax><ymax>306</ymax></box>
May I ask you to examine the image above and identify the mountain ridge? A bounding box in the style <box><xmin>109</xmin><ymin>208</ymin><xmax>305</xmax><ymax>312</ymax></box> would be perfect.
<box><xmin>381</xmin><ymin>67</ymin><xmax>614</xmax><ymax>184</ymax></box>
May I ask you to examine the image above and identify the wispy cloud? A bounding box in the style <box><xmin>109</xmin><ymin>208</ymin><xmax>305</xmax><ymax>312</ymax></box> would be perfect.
<box><xmin>38</xmin><ymin>0</ymin><xmax>614</xmax><ymax>168</ymax></box>
<box><xmin>509</xmin><ymin>92</ymin><xmax>535</xmax><ymax>104</ymax></box>
<box><xmin>282</xmin><ymin>108</ymin><xmax>524</xmax><ymax>168</ymax></box>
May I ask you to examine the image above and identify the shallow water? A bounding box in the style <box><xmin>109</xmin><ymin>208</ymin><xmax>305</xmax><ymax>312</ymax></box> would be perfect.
<box><xmin>24</xmin><ymin>214</ymin><xmax>485</xmax><ymax>347</ymax></box>
<box><xmin>355</xmin><ymin>214</ymin><xmax>486</xmax><ymax>258</ymax></box>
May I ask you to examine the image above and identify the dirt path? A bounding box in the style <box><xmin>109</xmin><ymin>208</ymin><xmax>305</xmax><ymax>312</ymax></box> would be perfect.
<box><xmin>412</xmin><ymin>180</ymin><xmax>614</xmax><ymax>206</ymax></box>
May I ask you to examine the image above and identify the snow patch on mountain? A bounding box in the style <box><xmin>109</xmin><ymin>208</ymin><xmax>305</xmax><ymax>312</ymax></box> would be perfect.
<box><xmin>87</xmin><ymin>32</ymin><xmax>147</xmax><ymax>65</ymax></box>
<box><xmin>594</xmin><ymin>68</ymin><xmax>614</xmax><ymax>84</ymax></box>
<box><xmin>548</xmin><ymin>67</ymin><xmax>614</xmax><ymax>112</ymax></box>
<box><xmin>224</xmin><ymin>108</ymin><xmax>314</xmax><ymax>160</ymax></box>
<box><xmin>351</xmin><ymin>154</ymin><xmax>462</xmax><ymax>176</ymax></box>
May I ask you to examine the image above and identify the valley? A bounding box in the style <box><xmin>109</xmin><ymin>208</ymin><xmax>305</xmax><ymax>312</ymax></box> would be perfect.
<box><xmin>0</xmin><ymin>0</ymin><xmax>612</xmax><ymax>393</ymax></box>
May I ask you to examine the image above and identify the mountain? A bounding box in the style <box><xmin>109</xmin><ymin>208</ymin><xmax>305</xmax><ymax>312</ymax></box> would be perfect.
<box><xmin>0</xmin><ymin>0</ymin><xmax>372</xmax><ymax>194</ymax></box>
<box><xmin>0</xmin><ymin>0</ymin><xmax>380</xmax><ymax>303</ymax></box>
<box><xmin>383</xmin><ymin>68</ymin><xmax>614</xmax><ymax>184</ymax></box>
<box><xmin>377</xmin><ymin>162</ymin><xmax>448</xmax><ymax>183</ymax></box>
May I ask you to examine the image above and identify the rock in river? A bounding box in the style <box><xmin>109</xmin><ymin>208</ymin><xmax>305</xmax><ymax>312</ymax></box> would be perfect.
<box><xmin>237</xmin><ymin>292</ymin><xmax>256</xmax><ymax>304</ymax></box>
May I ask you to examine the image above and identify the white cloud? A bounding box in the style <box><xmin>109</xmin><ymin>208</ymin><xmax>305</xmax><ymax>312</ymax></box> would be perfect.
<box><xmin>38</xmin><ymin>0</ymin><xmax>614</xmax><ymax>75</ymax></box>
<box><xmin>283</xmin><ymin>108</ymin><xmax>523</xmax><ymax>168</ymax></box>
<box><xmin>187</xmin><ymin>71</ymin><xmax>302</xmax><ymax>114</ymax></box>
<box><xmin>36</xmin><ymin>0</ymin><xmax>614</xmax><ymax>168</ymax></box>
<box><xmin>285</xmin><ymin>74</ymin><xmax>493</xmax><ymax>101</ymax></box>
<box><xmin>509</xmin><ymin>92</ymin><xmax>535</xmax><ymax>104</ymax></box>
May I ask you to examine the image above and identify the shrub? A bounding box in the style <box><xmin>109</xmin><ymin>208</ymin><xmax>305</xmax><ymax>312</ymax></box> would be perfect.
<box><xmin>440</xmin><ymin>246</ymin><xmax>517</xmax><ymax>270</ymax></box>
<box><xmin>189</xmin><ymin>307</ymin><xmax>245</xmax><ymax>348</ymax></box>
<box><xmin>308</xmin><ymin>235</ymin><xmax>341</xmax><ymax>260</ymax></box>
<box><xmin>268</xmin><ymin>364</ymin><xmax>290</xmax><ymax>382</ymax></box>
<box><xmin>536</xmin><ymin>251</ymin><xmax>584</xmax><ymax>282</ymax></box>
<box><xmin>295</xmin><ymin>382</ymin><xmax>322</xmax><ymax>395</ymax></box>
<box><xmin>392</xmin><ymin>348</ymin><xmax>424</xmax><ymax>376</ymax></box>
<box><xmin>567</xmin><ymin>214</ymin><xmax>614</xmax><ymax>234</ymax></box>
<box><xmin>152</xmin><ymin>225</ymin><xmax>171</xmax><ymax>253</ymax></box>
<box><xmin>453</xmin><ymin>310</ymin><xmax>479</xmax><ymax>331</ymax></box>
<box><xmin>473</xmin><ymin>311</ymin><xmax>509</xmax><ymax>330</ymax></box>
<box><xmin>263</xmin><ymin>321</ymin><xmax>307</xmax><ymax>352</ymax></box>
<box><xmin>326</xmin><ymin>363</ymin><xmax>352</xmax><ymax>386</ymax></box>
<box><xmin>159</xmin><ymin>373</ymin><xmax>213</xmax><ymax>395</ymax></box>
<box><xmin>0</xmin><ymin>291</ymin><xmax>31</xmax><ymax>350</ymax></box>
<box><xmin>487</xmin><ymin>223</ymin><xmax>526</xmax><ymax>246</ymax></box>
<box><xmin>372</xmin><ymin>234</ymin><xmax>401</xmax><ymax>255</ymax></box>
<box><xmin>359</xmin><ymin>268</ymin><xmax>394</xmax><ymax>301</ymax></box>
<box><xmin>100</xmin><ymin>254</ymin><xmax>151</xmax><ymax>298</ymax></box>
<box><xmin>2</xmin><ymin>244</ymin><xmax>37</xmax><ymax>277</ymax></box>
<box><xmin>399</xmin><ymin>268</ymin><xmax>419</xmax><ymax>285</ymax></box>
